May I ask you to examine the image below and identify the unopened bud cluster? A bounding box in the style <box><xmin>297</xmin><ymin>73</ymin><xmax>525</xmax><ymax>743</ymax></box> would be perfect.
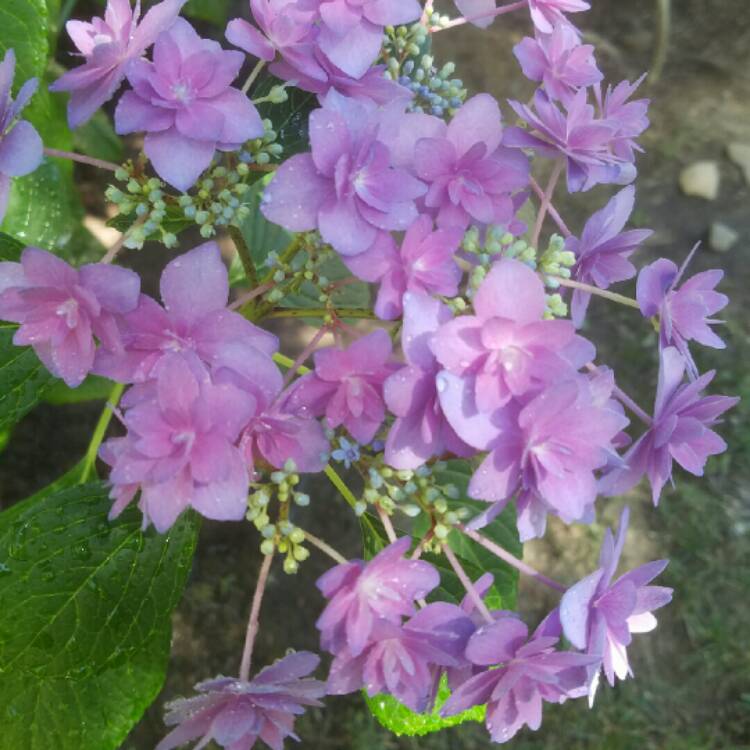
<box><xmin>383</xmin><ymin>25</ymin><xmax>467</xmax><ymax>117</ymax></box>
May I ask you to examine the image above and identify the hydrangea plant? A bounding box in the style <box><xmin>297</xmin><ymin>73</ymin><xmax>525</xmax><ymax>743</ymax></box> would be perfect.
<box><xmin>0</xmin><ymin>1</ymin><xmax>738</xmax><ymax>747</ymax></box>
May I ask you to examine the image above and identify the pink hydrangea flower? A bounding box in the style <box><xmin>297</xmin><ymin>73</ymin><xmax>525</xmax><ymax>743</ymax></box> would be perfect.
<box><xmin>115</xmin><ymin>18</ymin><xmax>264</xmax><ymax>190</ymax></box>
<box><xmin>442</xmin><ymin>614</ymin><xmax>595</xmax><ymax>743</ymax></box>
<box><xmin>316</xmin><ymin>537</ymin><xmax>440</xmax><ymax>656</ymax></box>
<box><xmin>413</xmin><ymin>94</ymin><xmax>530</xmax><ymax>231</ymax></box>
<box><xmin>432</xmin><ymin>259</ymin><xmax>586</xmax><ymax>412</ymax></box>
<box><xmin>262</xmin><ymin>91</ymin><xmax>426</xmax><ymax>256</ymax></box>
<box><xmin>212</xmin><ymin>342</ymin><xmax>329</xmax><ymax>475</ymax></box>
<box><xmin>0</xmin><ymin>248</ymin><xmax>140</xmax><ymax>387</ymax></box>
<box><xmin>560</xmin><ymin>508</ymin><xmax>673</xmax><ymax>702</ymax></box>
<box><xmin>637</xmin><ymin>248</ymin><xmax>729</xmax><ymax>379</ymax></box>
<box><xmin>343</xmin><ymin>215</ymin><xmax>463</xmax><ymax>320</ymax></box>
<box><xmin>567</xmin><ymin>186</ymin><xmax>652</xmax><ymax>327</ymax></box>
<box><xmin>506</xmin><ymin>89</ymin><xmax>634</xmax><ymax>193</ymax></box>
<box><xmin>596</xmin><ymin>77</ymin><xmax>650</xmax><ymax>165</ymax></box>
<box><xmin>51</xmin><ymin>0</ymin><xmax>187</xmax><ymax>128</ymax></box>
<box><xmin>0</xmin><ymin>50</ymin><xmax>43</xmax><ymax>223</ymax></box>
<box><xmin>438</xmin><ymin>372</ymin><xmax>628</xmax><ymax>538</ymax></box>
<box><xmin>226</xmin><ymin>0</ymin><xmax>326</xmax><ymax>81</ymax></box>
<box><xmin>513</xmin><ymin>24</ymin><xmax>602</xmax><ymax>103</ymax></box>
<box><xmin>601</xmin><ymin>347</ymin><xmax>738</xmax><ymax>505</ymax></box>
<box><xmin>527</xmin><ymin>0</ymin><xmax>590</xmax><ymax>33</ymax></box>
<box><xmin>102</xmin><ymin>353</ymin><xmax>254</xmax><ymax>531</ymax></box>
<box><xmin>156</xmin><ymin>652</ymin><xmax>326</xmax><ymax>750</ymax></box>
<box><xmin>94</xmin><ymin>242</ymin><xmax>277</xmax><ymax>384</ymax></box>
<box><xmin>327</xmin><ymin>602</ymin><xmax>475</xmax><ymax>713</ymax></box>
<box><xmin>317</xmin><ymin>0</ymin><xmax>422</xmax><ymax>79</ymax></box>
<box><xmin>284</xmin><ymin>328</ymin><xmax>397</xmax><ymax>444</ymax></box>
<box><xmin>384</xmin><ymin>292</ymin><xmax>472</xmax><ymax>470</ymax></box>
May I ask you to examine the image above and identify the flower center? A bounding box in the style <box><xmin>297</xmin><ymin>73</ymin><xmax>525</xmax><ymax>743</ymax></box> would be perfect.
<box><xmin>56</xmin><ymin>298</ymin><xmax>80</xmax><ymax>329</ymax></box>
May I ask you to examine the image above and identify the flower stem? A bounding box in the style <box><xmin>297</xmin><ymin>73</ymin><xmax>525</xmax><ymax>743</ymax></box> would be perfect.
<box><xmin>443</xmin><ymin>543</ymin><xmax>494</xmax><ymax>624</ymax></box>
<box><xmin>273</xmin><ymin>351</ymin><xmax>311</xmax><ymax>377</ymax></box>
<box><xmin>229</xmin><ymin>282</ymin><xmax>276</xmax><ymax>311</ymax></box>
<box><xmin>282</xmin><ymin>326</ymin><xmax>329</xmax><ymax>387</ymax></box>
<box><xmin>432</xmin><ymin>0</ymin><xmax>526</xmax><ymax>31</ymax></box>
<box><xmin>80</xmin><ymin>382</ymin><xmax>125</xmax><ymax>484</ymax></box>
<box><xmin>324</xmin><ymin>465</ymin><xmax>359</xmax><ymax>511</ymax></box>
<box><xmin>531</xmin><ymin>159</ymin><xmax>564</xmax><ymax>250</ymax></box>
<box><xmin>377</xmin><ymin>505</ymin><xmax>398</xmax><ymax>544</ymax></box>
<box><xmin>553</xmin><ymin>277</ymin><xmax>641</xmax><ymax>310</ymax></box>
<box><xmin>529</xmin><ymin>177</ymin><xmax>572</xmax><ymax>238</ymax></box>
<box><xmin>302</xmin><ymin>529</ymin><xmax>348</xmax><ymax>565</ymax></box>
<box><xmin>44</xmin><ymin>147</ymin><xmax>120</xmax><ymax>173</ymax></box>
<box><xmin>586</xmin><ymin>363</ymin><xmax>653</xmax><ymax>425</ymax></box>
<box><xmin>264</xmin><ymin>308</ymin><xmax>377</xmax><ymax>320</ymax></box>
<box><xmin>242</xmin><ymin>59</ymin><xmax>266</xmax><ymax>95</ymax></box>
<box><xmin>458</xmin><ymin>524</ymin><xmax>566</xmax><ymax>593</ymax></box>
<box><xmin>239</xmin><ymin>552</ymin><xmax>274</xmax><ymax>682</ymax></box>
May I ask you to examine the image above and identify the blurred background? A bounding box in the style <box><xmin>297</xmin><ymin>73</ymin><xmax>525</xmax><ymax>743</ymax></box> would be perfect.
<box><xmin>1</xmin><ymin>0</ymin><xmax>749</xmax><ymax>747</ymax></box>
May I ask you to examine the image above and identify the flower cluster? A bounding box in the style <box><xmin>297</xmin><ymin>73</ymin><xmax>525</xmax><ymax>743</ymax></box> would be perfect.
<box><xmin>0</xmin><ymin>0</ymin><xmax>739</xmax><ymax>747</ymax></box>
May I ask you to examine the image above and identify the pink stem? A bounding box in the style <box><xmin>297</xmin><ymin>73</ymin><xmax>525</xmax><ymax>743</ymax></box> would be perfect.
<box><xmin>239</xmin><ymin>553</ymin><xmax>274</xmax><ymax>682</ymax></box>
<box><xmin>443</xmin><ymin>544</ymin><xmax>494</xmax><ymax>624</ymax></box>
<box><xmin>531</xmin><ymin>159</ymin><xmax>564</xmax><ymax>249</ymax></box>
<box><xmin>458</xmin><ymin>525</ymin><xmax>566</xmax><ymax>593</ymax></box>
<box><xmin>411</xmin><ymin>531</ymin><xmax>434</xmax><ymax>560</ymax></box>
<box><xmin>101</xmin><ymin>234</ymin><xmax>127</xmax><ymax>265</ymax></box>
<box><xmin>282</xmin><ymin>325</ymin><xmax>329</xmax><ymax>387</ymax></box>
<box><xmin>586</xmin><ymin>362</ymin><xmax>653</xmax><ymax>426</ymax></box>
<box><xmin>303</xmin><ymin>530</ymin><xmax>348</xmax><ymax>565</ymax></box>
<box><xmin>229</xmin><ymin>282</ymin><xmax>276</xmax><ymax>311</ymax></box>
<box><xmin>553</xmin><ymin>277</ymin><xmax>641</xmax><ymax>309</ymax></box>
<box><xmin>433</xmin><ymin>0</ymin><xmax>526</xmax><ymax>31</ymax></box>
<box><xmin>44</xmin><ymin>147</ymin><xmax>120</xmax><ymax>173</ymax></box>
<box><xmin>377</xmin><ymin>505</ymin><xmax>398</xmax><ymax>544</ymax></box>
<box><xmin>529</xmin><ymin>177</ymin><xmax>572</xmax><ymax>238</ymax></box>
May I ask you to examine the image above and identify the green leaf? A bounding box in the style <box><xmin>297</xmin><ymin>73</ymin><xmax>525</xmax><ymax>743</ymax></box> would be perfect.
<box><xmin>236</xmin><ymin>176</ymin><xmax>294</xmax><ymax>272</ymax></box>
<box><xmin>0</xmin><ymin>481</ymin><xmax>199</xmax><ymax>750</ymax></box>
<box><xmin>183</xmin><ymin>0</ymin><xmax>231</xmax><ymax>25</ymax></box>
<box><xmin>0</xmin><ymin>329</ymin><xmax>55</xmax><ymax>432</ymax></box>
<box><xmin>0</xmin><ymin>0</ymin><xmax>48</xmax><ymax>84</ymax></box>
<box><xmin>365</xmin><ymin>674</ymin><xmax>484</xmax><ymax>737</ymax></box>
<box><xmin>73</xmin><ymin>110</ymin><xmax>125</xmax><ymax>164</ymax></box>
<box><xmin>254</xmin><ymin>75</ymin><xmax>316</xmax><ymax>157</ymax></box>
<box><xmin>0</xmin><ymin>231</ymin><xmax>24</xmax><ymax>262</ymax></box>
<box><xmin>42</xmin><ymin>375</ymin><xmax>116</xmax><ymax>406</ymax></box>
<box><xmin>434</xmin><ymin>460</ymin><xmax>521</xmax><ymax>611</ymax></box>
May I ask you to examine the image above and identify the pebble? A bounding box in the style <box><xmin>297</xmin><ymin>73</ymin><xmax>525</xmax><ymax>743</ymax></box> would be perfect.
<box><xmin>727</xmin><ymin>142</ymin><xmax>750</xmax><ymax>186</ymax></box>
<box><xmin>709</xmin><ymin>222</ymin><xmax>739</xmax><ymax>253</ymax></box>
<box><xmin>679</xmin><ymin>161</ymin><xmax>720</xmax><ymax>200</ymax></box>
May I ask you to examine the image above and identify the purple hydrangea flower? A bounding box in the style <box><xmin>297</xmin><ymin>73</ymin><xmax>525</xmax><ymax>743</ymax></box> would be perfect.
<box><xmin>51</xmin><ymin>0</ymin><xmax>187</xmax><ymax>128</ymax></box>
<box><xmin>560</xmin><ymin>507</ymin><xmax>673</xmax><ymax>701</ymax></box>
<box><xmin>413</xmin><ymin>94</ymin><xmax>530</xmax><ymax>231</ymax></box>
<box><xmin>601</xmin><ymin>347</ymin><xmax>738</xmax><ymax>505</ymax></box>
<box><xmin>506</xmin><ymin>89</ymin><xmax>634</xmax><ymax>193</ymax></box>
<box><xmin>343</xmin><ymin>215</ymin><xmax>463</xmax><ymax>320</ymax></box>
<box><xmin>438</xmin><ymin>371</ymin><xmax>628</xmax><ymax>538</ymax></box>
<box><xmin>156</xmin><ymin>652</ymin><xmax>326</xmax><ymax>750</ymax></box>
<box><xmin>316</xmin><ymin>537</ymin><xmax>440</xmax><ymax>656</ymax></box>
<box><xmin>317</xmin><ymin>0</ymin><xmax>422</xmax><ymax>79</ymax></box>
<box><xmin>513</xmin><ymin>25</ymin><xmax>602</xmax><ymax>103</ymax></box>
<box><xmin>0</xmin><ymin>248</ymin><xmax>140</xmax><ymax>387</ymax></box>
<box><xmin>0</xmin><ymin>50</ymin><xmax>43</xmax><ymax>222</ymax></box>
<box><xmin>431</xmin><ymin>259</ymin><xmax>585</xmax><ymax>412</ymax></box>
<box><xmin>442</xmin><ymin>614</ymin><xmax>595</xmax><ymax>743</ymax></box>
<box><xmin>94</xmin><ymin>242</ymin><xmax>277</xmax><ymax>384</ymax></box>
<box><xmin>637</xmin><ymin>248</ymin><xmax>729</xmax><ymax>378</ymax></box>
<box><xmin>384</xmin><ymin>292</ymin><xmax>472</xmax><ymax>470</ymax></box>
<box><xmin>262</xmin><ymin>91</ymin><xmax>426</xmax><ymax>256</ymax></box>
<box><xmin>115</xmin><ymin>18</ymin><xmax>264</xmax><ymax>190</ymax></box>
<box><xmin>284</xmin><ymin>328</ymin><xmax>396</xmax><ymax>444</ymax></box>
<box><xmin>596</xmin><ymin>76</ymin><xmax>649</xmax><ymax>166</ymax></box>
<box><xmin>567</xmin><ymin>186</ymin><xmax>653</xmax><ymax>327</ymax></box>
<box><xmin>327</xmin><ymin>602</ymin><xmax>475</xmax><ymax>713</ymax></box>
<box><xmin>101</xmin><ymin>353</ymin><xmax>254</xmax><ymax>531</ymax></box>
